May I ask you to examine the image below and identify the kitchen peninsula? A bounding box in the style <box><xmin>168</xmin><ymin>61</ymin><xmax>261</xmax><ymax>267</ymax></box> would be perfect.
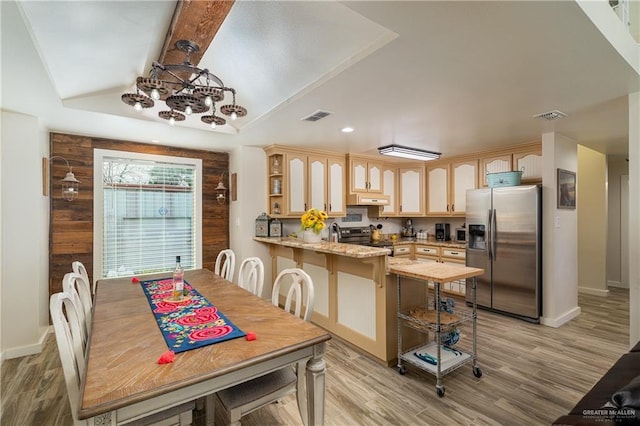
<box><xmin>255</xmin><ymin>236</ymin><xmax>477</xmax><ymax>365</ymax></box>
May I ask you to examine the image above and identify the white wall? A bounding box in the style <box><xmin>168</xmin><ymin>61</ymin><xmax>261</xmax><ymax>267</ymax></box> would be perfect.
<box><xmin>541</xmin><ymin>132</ymin><xmax>580</xmax><ymax>327</ymax></box>
<box><xmin>577</xmin><ymin>145</ymin><xmax>608</xmax><ymax>296</ymax></box>
<box><xmin>607</xmin><ymin>155</ymin><xmax>629</xmax><ymax>288</ymax></box>
<box><xmin>229</xmin><ymin>146</ymin><xmax>271</xmax><ymax>297</ymax></box>
<box><xmin>1</xmin><ymin>111</ymin><xmax>50</xmax><ymax>360</ymax></box>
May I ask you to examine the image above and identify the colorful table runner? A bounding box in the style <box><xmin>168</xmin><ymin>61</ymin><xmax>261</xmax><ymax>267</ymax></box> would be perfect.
<box><xmin>140</xmin><ymin>277</ymin><xmax>245</xmax><ymax>353</ymax></box>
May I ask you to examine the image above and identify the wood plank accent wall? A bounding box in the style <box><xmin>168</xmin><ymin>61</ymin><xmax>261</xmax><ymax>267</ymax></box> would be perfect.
<box><xmin>49</xmin><ymin>132</ymin><xmax>229</xmax><ymax>297</ymax></box>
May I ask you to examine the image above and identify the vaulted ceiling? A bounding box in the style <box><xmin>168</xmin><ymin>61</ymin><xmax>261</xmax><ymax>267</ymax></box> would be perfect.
<box><xmin>5</xmin><ymin>0</ymin><xmax>639</xmax><ymax>157</ymax></box>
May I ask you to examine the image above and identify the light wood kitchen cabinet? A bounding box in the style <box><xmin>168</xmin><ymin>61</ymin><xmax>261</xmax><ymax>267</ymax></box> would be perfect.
<box><xmin>513</xmin><ymin>145</ymin><xmax>543</xmax><ymax>183</ymax></box>
<box><xmin>479</xmin><ymin>154</ymin><xmax>512</xmax><ymax>187</ymax></box>
<box><xmin>414</xmin><ymin>244</ymin><xmax>466</xmax><ymax>295</ymax></box>
<box><xmin>348</xmin><ymin>155</ymin><xmax>383</xmax><ymax>193</ymax></box>
<box><xmin>381</xmin><ymin>165</ymin><xmax>398</xmax><ymax>216</ymax></box>
<box><xmin>414</xmin><ymin>244</ymin><xmax>439</xmax><ymax>263</ymax></box>
<box><xmin>426</xmin><ymin>159</ymin><xmax>477</xmax><ymax>216</ymax></box>
<box><xmin>479</xmin><ymin>141</ymin><xmax>542</xmax><ymax>186</ymax></box>
<box><xmin>398</xmin><ymin>166</ymin><xmax>425</xmax><ymax>215</ymax></box>
<box><xmin>325</xmin><ymin>155</ymin><xmax>347</xmax><ymax>216</ymax></box>
<box><xmin>287</xmin><ymin>152</ymin><xmax>308</xmax><ymax>216</ymax></box>
<box><xmin>393</xmin><ymin>244</ymin><xmax>412</xmax><ymax>258</ymax></box>
<box><xmin>264</xmin><ymin>145</ymin><xmax>345</xmax><ymax>217</ymax></box>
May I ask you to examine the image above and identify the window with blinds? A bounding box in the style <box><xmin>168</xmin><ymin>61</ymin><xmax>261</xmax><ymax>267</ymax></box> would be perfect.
<box><xmin>99</xmin><ymin>154</ymin><xmax>199</xmax><ymax>278</ymax></box>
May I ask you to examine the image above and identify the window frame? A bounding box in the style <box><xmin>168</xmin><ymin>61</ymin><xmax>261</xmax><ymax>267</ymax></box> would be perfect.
<box><xmin>93</xmin><ymin>148</ymin><xmax>203</xmax><ymax>280</ymax></box>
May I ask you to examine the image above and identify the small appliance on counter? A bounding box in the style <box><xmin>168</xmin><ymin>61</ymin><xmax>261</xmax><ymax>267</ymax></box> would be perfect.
<box><xmin>435</xmin><ymin>223</ymin><xmax>450</xmax><ymax>241</ymax></box>
<box><xmin>401</xmin><ymin>218</ymin><xmax>416</xmax><ymax>239</ymax></box>
<box><xmin>455</xmin><ymin>227</ymin><xmax>466</xmax><ymax>243</ymax></box>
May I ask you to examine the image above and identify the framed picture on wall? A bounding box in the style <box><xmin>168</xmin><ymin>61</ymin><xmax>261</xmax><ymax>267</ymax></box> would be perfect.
<box><xmin>557</xmin><ymin>168</ymin><xmax>576</xmax><ymax>209</ymax></box>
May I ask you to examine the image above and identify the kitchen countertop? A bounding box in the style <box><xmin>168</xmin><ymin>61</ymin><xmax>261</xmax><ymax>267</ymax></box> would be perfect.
<box><xmin>388</xmin><ymin>257</ymin><xmax>483</xmax><ymax>283</ymax></box>
<box><xmin>254</xmin><ymin>236</ymin><xmax>390</xmax><ymax>258</ymax></box>
<box><xmin>392</xmin><ymin>239</ymin><xmax>466</xmax><ymax>249</ymax></box>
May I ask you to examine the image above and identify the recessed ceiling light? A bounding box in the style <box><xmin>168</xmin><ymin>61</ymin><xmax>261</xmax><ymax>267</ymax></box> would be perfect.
<box><xmin>151</xmin><ymin>139</ymin><xmax>160</xmax><ymax>143</ymax></box>
<box><xmin>341</xmin><ymin>127</ymin><xmax>354</xmax><ymax>133</ymax></box>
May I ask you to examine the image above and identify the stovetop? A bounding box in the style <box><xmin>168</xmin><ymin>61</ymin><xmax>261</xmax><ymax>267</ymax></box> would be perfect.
<box><xmin>336</xmin><ymin>226</ymin><xmax>393</xmax><ymax>248</ymax></box>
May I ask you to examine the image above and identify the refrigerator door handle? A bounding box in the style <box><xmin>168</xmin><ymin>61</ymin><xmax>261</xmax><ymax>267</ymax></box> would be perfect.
<box><xmin>492</xmin><ymin>208</ymin><xmax>497</xmax><ymax>260</ymax></box>
<box><xmin>487</xmin><ymin>208</ymin><xmax>493</xmax><ymax>260</ymax></box>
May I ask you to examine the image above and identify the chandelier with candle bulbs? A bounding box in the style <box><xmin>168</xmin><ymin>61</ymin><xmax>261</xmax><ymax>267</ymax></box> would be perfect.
<box><xmin>121</xmin><ymin>40</ymin><xmax>247</xmax><ymax>128</ymax></box>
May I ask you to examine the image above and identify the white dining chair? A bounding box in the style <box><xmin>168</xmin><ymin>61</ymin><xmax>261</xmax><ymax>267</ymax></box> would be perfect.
<box><xmin>50</xmin><ymin>292</ymin><xmax>195</xmax><ymax>426</ymax></box>
<box><xmin>62</xmin><ymin>272</ymin><xmax>92</xmax><ymax>344</ymax></box>
<box><xmin>237</xmin><ymin>257</ymin><xmax>264</xmax><ymax>297</ymax></box>
<box><xmin>215</xmin><ymin>268</ymin><xmax>315</xmax><ymax>426</ymax></box>
<box><xmin>215</xmin><ymin>249</ymin><xmax>236</xmax><ymax>282</ymax></box>
<box><xmin>72</xmin><ymin>260</ymin><xmax>94</xmax><ymax>297</ymax></box>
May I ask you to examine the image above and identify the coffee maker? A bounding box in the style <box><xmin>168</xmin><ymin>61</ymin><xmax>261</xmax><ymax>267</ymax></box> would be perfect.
<box><xmin>435</xmin><ymin>223</ymin><xmax>450</xmax><ymax>241</ymax></box>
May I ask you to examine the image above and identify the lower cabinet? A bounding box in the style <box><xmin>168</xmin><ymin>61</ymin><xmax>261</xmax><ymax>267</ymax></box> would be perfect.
<box><xmin>414</xmin><ymin>244</ymin><xmax>466</xmax><ymax>297</ymax></box>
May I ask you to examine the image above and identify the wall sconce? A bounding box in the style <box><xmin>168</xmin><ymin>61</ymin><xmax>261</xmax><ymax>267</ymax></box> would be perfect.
<box><xmin>215</xmin><ymin>171</ymin><xmax>236</xmax><ymax>205</ymax></box>
<box><xmin>43</xmin><ymin>156</ymin><xmax>80</xmax><ymax>201</ymax></box>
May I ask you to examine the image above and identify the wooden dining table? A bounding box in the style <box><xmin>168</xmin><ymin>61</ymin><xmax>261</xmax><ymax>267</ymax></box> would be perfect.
<box><xmin>79</xmin><ymin>268</ymin><xmax>331</xmax><ymax>425</ymax></box>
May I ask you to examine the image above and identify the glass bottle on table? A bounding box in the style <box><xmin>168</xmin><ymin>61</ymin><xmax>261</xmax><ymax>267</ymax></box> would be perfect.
<box><xmin>173</xmin><ymin>256</ymin><xmax>184</xmax><ymax>301</ymax></box>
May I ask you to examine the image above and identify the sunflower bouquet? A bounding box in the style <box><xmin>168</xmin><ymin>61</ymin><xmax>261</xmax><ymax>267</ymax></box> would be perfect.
<box><xmin>300</xmin><ymin>208</ymin><xmax>328</xmax><ymax>234</ymax></box>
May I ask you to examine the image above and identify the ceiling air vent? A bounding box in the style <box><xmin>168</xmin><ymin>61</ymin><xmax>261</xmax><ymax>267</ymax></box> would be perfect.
<box><xmin>533</xmin><ymin>110</ymin><xmax>567</xmax><ymax>121</ymax></box>
<box><xmin>301</xmin><ymin>110</ymin><xmax>332</xmax><ymax>122</ymax></box>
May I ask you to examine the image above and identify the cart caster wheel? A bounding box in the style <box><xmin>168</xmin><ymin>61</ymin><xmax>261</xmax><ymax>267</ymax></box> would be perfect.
<box><xmin>397</xmin><ymin>365</ymin><xmax>407</xmax><ymax>375</ymax></box>
<box><xmin>473</xmin><ymin>366</ymin><xmax>483</xmax><ymax>378</ymax></box>
<box><xmin>436</xmin><ymin>386</ymin><xmax>445</xmax><ymax>397</ymax></box>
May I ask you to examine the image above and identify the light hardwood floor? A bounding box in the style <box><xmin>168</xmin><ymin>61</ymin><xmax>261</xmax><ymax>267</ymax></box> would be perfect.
<box><xmin>1</xmin><ymin>288</ymin><xmax>630</xmax><ymax>426</ymax></box>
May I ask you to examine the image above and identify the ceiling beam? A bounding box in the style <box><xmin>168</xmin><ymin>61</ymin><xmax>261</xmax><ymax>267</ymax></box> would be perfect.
<box><xmin>159</xmin><ymin>0</ymin><xmax>235</xmax><ymax>66</ymax></box>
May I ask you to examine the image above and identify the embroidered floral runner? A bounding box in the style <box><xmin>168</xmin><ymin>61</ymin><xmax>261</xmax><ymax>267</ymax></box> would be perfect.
<box><xmin>141</xmin><ymin>277</ymin><xmax>245</xmax><ymax>353</ymax></box>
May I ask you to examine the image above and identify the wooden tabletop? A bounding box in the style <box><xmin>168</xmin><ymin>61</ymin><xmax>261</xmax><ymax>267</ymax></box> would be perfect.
<box><xmin>388</xmin><ymin>261</ymin><xmax>484</xmax><ymax>283</ymax></box>
<box><xmin>79</xmin><ymin>268</ymin><xmax>330</xmax><ymax>419</ymax></box>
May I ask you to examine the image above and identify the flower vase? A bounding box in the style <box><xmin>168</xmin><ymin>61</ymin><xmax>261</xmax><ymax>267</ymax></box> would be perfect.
<box><xmin>303</xmin><ymin>229</ymin><xmax>322</xmax><ymax>243</ymax></box>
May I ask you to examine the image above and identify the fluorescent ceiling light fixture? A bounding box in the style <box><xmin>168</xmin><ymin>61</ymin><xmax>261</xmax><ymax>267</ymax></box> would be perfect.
<box><xmin>377</xmin><ymin>144</ymin><xmax>441</xmax><ymax>161</ymax></box>
<box><xmin>341</xmin><ymin>127</ymin><xmax>354</xmax><ymax>133</ymax></box>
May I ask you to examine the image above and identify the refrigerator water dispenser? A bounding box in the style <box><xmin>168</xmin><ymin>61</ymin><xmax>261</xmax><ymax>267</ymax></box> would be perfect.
<box><xmin>468</xmin><ymin>225</ymin><xmax>486</xmax><ymax>250</ymax></box>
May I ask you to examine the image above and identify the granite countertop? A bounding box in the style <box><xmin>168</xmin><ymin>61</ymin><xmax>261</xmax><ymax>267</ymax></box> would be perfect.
<box><xmin>254</xmin><ymin>236</ymin><xmax>390</xmax><ymax>258</ymax></box>
<box><xmin>393</xmin><ymin>239</ymin><xmax>466</xmax><ymax>249</ymax></box>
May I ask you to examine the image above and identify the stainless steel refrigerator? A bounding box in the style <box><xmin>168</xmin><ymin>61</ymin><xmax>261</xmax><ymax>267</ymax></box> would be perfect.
<box><xmin>465</xmin><ymin>184</ymin><xmax>542</xmax><ymax>322</ymax></box>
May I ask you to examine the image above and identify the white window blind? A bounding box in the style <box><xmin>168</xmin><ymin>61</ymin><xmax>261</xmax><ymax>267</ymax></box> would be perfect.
<box><xmin>101</xmin><ymin>156</ymin><xmax>196</xmax><ymax>278</ymax></box>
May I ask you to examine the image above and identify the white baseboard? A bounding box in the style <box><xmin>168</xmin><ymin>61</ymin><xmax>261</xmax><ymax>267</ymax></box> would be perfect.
<box><xmin>1</xmin><ymin>326</ymin><xmax>52</xmax><ymax>361</ymax></box>
<box><xmin>608</xmin><ymin>280</ymin><xmax>629</xmax><ymax>289</ymax></box>
<box><xmin>541</xmin><ymin>306</ymin><xmax>581</xmax><ymax>328</ymax></box>
<box><xmin>578</xmin><ymin>287</ymin><xmax>610</xmax><ymax>296</ymax></box>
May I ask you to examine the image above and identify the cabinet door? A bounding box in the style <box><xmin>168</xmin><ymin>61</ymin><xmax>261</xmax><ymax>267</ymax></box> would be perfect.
<box><xmin>367</xmin><ymin>161</ymin><xmax>383</xmax><ymax>193</ymax></box>
<box><xmin>427</xmin><ymin>165</ymin><xmax>449</xmax><ymax>215</ymax></box>
<box><xmin>451</xmin><ymin>160</ymin><xmax>477</xmax><ymax>215</ymax></box>
<box><xmin>514</xmin><ymin>151</ymin><xmax>543</xmax><ymax>182</ymax></box>
<box><xmin>381</xmin><ymin>166</ymin><xmax>397</xmax><ymax>215</ymax></box>
<box><xmin>399</xmin><ymin>167</ymin><xmax>424</xmax><ymax>215</ymax></box>
<box><xmin>287</xmin><ymin>153</ymin><xmax>307</xmax><ymax>215</ymax></box>
<box><xmin>351</xmin><ymin>159</ymin><xmax>368</xmax><ymax>192</ymax></box>
<box><xmin>480</xmin><ymin>154</ymin><xmax>512</xmax><ymax>187</ymax></box>
<box><xmin>327</xmin><ymin>156</ymin><xmax>346</xmax><ymax>216</ymax></box>
<box><xmin>308</xmin><ymin>155</ymin><xmax>327</xmax><ymax>212</ymax></box>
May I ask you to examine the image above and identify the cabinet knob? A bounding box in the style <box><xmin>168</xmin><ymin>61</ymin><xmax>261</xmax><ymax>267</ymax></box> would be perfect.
<box><xmin>451</xmin><ymin>204</ymin><xmax>455</xmax><ymax>212</ymax></box>
<box><xmin>324</xmin><ymin>203</ymin><xmax>327</xmax><ymax>212</ymax></box>
<box><xmin>446</xmin><ymin>204</ymin><xmax>450</xmax><ymax>212</ymax></box>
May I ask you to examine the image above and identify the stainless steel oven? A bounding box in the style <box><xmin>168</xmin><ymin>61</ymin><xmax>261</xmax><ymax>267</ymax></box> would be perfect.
<box><xmin>335</xmin><ymin>225</ymin><xmax>394</xmax><ymax>256</ymax></box>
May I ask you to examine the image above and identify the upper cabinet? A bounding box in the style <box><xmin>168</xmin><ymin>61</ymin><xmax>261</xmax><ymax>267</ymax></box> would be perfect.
<box><xmin>479</xmin><ymin>154</ymin><xmax>512</xmax><ymax>187</ymax></box>
<box><xmin>479</xmin><ymin>141</ymin><xmax>542</xmax><ymax>187</ymax></box>
<box><xmin>398</xmin><ymin>165</ymin><xmax>425</xmax><ymax>216</ymax></box>
<box><xmin>512</xmin><ymin>144</ymin><xmax>543</xmax><ymax>183</ymax></box>
<box><xmin>348</xmin><ymin>156</ymin><xmax>383</xmax><ymax>193</ymax></box>
<box><xmin>381</xmin><ymin>165</ymin><xmax>397</xmax><ymax>216</ymax></box>
<box><xmin>264</xmin><ymin>146</ymin><xmax>345</xmax><ymax>218</ymax></box>
<box><xmin>427</xmin><ymin>159</ymin><xmax>478</xmax><ymax>216</ymax></box>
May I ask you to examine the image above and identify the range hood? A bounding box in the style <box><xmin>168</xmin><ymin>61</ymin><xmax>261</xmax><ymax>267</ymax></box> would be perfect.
<box><xmin>346</xmin><ymin>193</ymin><xmax>390</xmax><ymax>206</ymax></box>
